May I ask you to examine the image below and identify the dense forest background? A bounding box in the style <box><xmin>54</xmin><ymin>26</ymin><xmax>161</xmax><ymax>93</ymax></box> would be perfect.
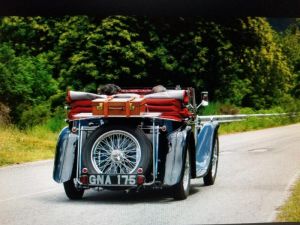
<box><xmin>0</xmin><ymin>16</ymin><xmax>299</xmax><ymax>127</ymax></box>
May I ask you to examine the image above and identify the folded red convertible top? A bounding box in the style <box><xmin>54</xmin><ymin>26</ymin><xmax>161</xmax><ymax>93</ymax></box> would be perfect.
<box><xmin>66</xmin><ymin>89</ymin><xmax>192</xmax><ymax>121</ymax></box>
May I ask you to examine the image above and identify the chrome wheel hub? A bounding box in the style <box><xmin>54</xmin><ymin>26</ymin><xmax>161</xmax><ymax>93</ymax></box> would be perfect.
<box><xmin>111</xmin><ymin>150</ymin><xmax>124</xmax><ymax>162</ymax></box>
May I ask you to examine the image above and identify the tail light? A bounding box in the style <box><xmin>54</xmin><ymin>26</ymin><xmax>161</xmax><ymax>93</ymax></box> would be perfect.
<box><xmin>137</xmin><ymin>175</ymin><xmax>145</xmax><ymax>185</ymax></box>
<box><xmin>80</xmin><ymin>175</ymin><xmax>88</xmax><ymax>185</ymax></box>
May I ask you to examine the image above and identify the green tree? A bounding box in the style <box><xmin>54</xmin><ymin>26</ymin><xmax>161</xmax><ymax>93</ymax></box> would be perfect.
<box><xmin>217</xmin><ymin>18</ymin><xmax>293</xmax><ymax>108</ymax></box>
<box><xmin>279</xmin><ymin>19</ymin><xmax>300</xmax><ymax>98</ymax></box>
<box><xmin>53</xmin><ymin>16</ymin><xmax>153</xmax><ymax>91</ymax></box>
<box><xmin>0</xmin><ymin>16</ymin><xmax>295</xmax><ymax>113</ymax></box>
<box><xmin>0</xmin><ymin>43</ymin><xmax>58</xmax><ymax>121</ymax></box>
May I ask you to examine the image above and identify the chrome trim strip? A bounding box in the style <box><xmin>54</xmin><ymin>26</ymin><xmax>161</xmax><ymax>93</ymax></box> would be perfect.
<box><xmin>143</xmin><ymin>118</ymin><xmax>159</xmax><ymax>186</ymax></box>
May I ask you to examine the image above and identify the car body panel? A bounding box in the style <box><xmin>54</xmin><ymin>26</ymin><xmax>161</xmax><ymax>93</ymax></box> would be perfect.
<box><xmin>53</xmin><ymin>127</ymin><xmax>78</xmax><ymax>183</ymax></box>
<box><xmin>195</xmin><ymin>121</ymin><xmax>219</xmax><ymax>177</ymax></box>
<box><xmin>163</xmin><ymin>126</ymin><xmax>191</xmax><ymax>186</ymax></box>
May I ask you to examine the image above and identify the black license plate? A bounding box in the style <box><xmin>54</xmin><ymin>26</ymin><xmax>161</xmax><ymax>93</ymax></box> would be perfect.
<box><xmin>88</xmin><ymin>174</ymin><xmax>137</xmax><ymax>186</ymax></box>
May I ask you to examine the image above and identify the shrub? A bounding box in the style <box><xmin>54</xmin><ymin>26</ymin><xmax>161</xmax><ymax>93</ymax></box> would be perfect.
<box><xmin>200</xmin><ymin>102</ymin><xmax>222</xmax><ymax>115</ymax></box>
<box><xmin>45</xmin><ymin>108</ymin><xmax>67</xmax><ymax>132</ymax></box>
<box><xmin>19</xmin><ymin>103</ymin><xmax>51</xmax><ymax>128</ymax></box>
<box><xmin>0</xmin><ymin>102</ymin><xmax>11</xmax><ymax>125</ymax></box>
<box><xmin>219</xmin><ymin>103</ymin><xmax>240</xmax><ymax>115</ymax></box>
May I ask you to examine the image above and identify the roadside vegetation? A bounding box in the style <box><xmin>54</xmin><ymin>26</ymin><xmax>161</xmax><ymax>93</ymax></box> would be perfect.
<box><xmin>276</xmin><ymin>178</ymin><xmax>300</xmax><ymax>222</ymax></box>
<box><xmin>0</xmin><ymin>125</ymin><xmax>57</xmax><ymax>166</ymax></box>
<box><xmin>1</xmin><ymin>17</ymin><xmax>300</xmax><ymax>128</ymax></box>
<box><xmin>219</xmin><ymin>116</ymin><xmax>300</xmax><ymax>135</ymax></box>
<box><xmin>200</xmin><ymin>102</ymin><xmax>300</xmax><ymax>134</ymax></box>
<box><xmin>1</xmin><ymin>103</ymin><xmax>300</xmax><ymax>167</ymax></box>
<box><xmin>0</xmin><ymin>115</ymin><xmax>65</xmax><ymax>166</ymax></box>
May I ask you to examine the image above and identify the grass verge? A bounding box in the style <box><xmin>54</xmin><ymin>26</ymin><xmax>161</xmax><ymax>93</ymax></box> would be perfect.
<box><xmin>0</xmin><ymin>109</ymin><xmax>299</xmax><ymax>167</ymax></box>
<box><xmin>219</xmin><ymin>115</ymin><xmax>300</xmax><ymax>135</ymax></box>
<box><xmin>0</xmin><ymin>125</ymin><xmax>59</xmax><ymax>166</ymax></box>
<box><xmin>276</xmin><ymin>178</ymin><xmax>300</xmax><ymax>222</ymax></box>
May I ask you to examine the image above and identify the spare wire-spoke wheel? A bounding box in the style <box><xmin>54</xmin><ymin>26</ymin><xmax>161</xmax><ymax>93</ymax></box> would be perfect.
<box><xmin>83</xmin><ymin>125</ymin><xmax>152</xmax><ymax>177</ymax></box>
<box><xmin>91</xmin><ymin>130</ymin><xmax>142</xmax><ymax>174</ymax></box>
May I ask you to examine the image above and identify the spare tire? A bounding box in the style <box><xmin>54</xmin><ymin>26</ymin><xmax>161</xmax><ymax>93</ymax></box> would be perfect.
<box><xmin>82</xmin><ymin>124</ymin><xmax>152</xmax><ymax>176</ymax></box>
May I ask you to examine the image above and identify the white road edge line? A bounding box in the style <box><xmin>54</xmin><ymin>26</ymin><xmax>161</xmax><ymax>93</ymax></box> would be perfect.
<box><xmin>268</xmin><ymin>170</ymin><xmax>300</xmax><ymax>222</ymax></box>
<box><xmin>0</xmin><ymin>187</ymin><xmax>60</xmax><ymax>202</ymax></box>
<box><xmin>0</xmin><ymin>160</ymin><xmax>54</xmax><ymax>170</ymax></box>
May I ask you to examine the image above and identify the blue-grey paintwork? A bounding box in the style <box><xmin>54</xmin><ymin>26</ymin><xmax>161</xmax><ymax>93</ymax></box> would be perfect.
<box><xmin>53</xmin><ymin>118</ymin><xmax>219</xmax><ymax>186</ymax></box>
<box><xmin>195</xmin><ymin>121</ymin><xmax>219</xmax><ymax>177</ymax></box>
<box><xmin>163</xmin><ymin>126</ymin><xmax>191</xmax><ymax>186</ymax></box>
<box><xmin>53</xmin><ymin>127</ymin><xmax>78</xmax><ymax>183</ymax></box>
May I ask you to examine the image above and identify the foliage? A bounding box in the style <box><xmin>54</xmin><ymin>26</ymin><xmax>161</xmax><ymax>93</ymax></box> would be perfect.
<box><xmin>0</xmin><ymin>43</ymin><xmax>58</xmax><ymax>122</ymax></box>
<box><xmin>218</xmin><ymin>18</ymin><xmax>292</xmax><ymax>108</ymax></box>
<box><xmin>200</xmin><ymin>102</ymin><xmax>222</xmax><ymax>115</ymax></box>
<box><xmin>219</xmin><ymin>103</ymin><xmax>240</xmax><ymax>115</ymax></box>
<box><xmin>0</xmin><ymin>16</ymin><xmax>299</xmax><ymax>125</ymax></box>
<box><xmin>19</xmin><ymin>103</ymin><xmax>51</xmax><ymax>128</ymax></box>
<box><xmin>44</xmin><ymin>107</ymin><xmax>67</xmax><ymax>132</ymax></box>
<box><xmin>277</xmin><ymin>19</ymin><xmax>300</xmax><ymax>98</ymax></box>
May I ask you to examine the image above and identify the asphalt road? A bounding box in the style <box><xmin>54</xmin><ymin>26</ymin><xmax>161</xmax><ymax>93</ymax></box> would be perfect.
<box><xmin>1</xmin><ymin>124</ymin><xmax>300</xmax><ymax>225</ymax></box>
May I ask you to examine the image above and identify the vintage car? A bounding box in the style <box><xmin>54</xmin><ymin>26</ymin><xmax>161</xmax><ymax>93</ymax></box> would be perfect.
<box><xmin>53</xmin><ymin>87</ymin><xmax>219</xmax><ymax>200</ymax></box>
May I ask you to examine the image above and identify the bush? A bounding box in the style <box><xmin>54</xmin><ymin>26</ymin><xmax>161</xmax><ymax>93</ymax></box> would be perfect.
<box><xmin>19</xmin><ymin>103</ymin><xmax>51</xmax><ymax>128</ymax></box>
<box><xmin>199</xmin><ymin>102</ymin><xmax>240</xmax><ymax>115</ymax></box>
<box><xmin>219</xmin><ymin>103</ymin><xmax>240</xmax><ymax>115</ymax></box>
<box><xmin>199</xmin><ymin>102</ymin><xmax>221</xmax><ymax>115</ymax></box>
<box><xmin>239</xmin><ymin>107</ymin><xmax>255</xmax><ymax>114</ymax></box>
<box><xmin>278</xmin><ymin>94</ymin><xmax>300</xmax><ymax>113</ymax></box>
<box><xmin>44</xmin><ymin>108</ymin><xmax>67</xmax><ymax>132</ymax></box>
<box><xmin>49</xmin><ymin>90</ymin><xmax>66</xmax><ymax>112</ymax></box>
<box><xmin>0</xmin><ymin>43</ymin><xmax>58</xmax><ymax>122</ymax></box>
<box><xmin>0</xmin><ymin>102</ymin><xmax>11</xmax><ymax>125</ymax></box>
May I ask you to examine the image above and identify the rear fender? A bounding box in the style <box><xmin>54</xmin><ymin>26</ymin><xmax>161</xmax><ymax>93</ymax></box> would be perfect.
<box><xmin>53</xmin><ymin>127</ymin><xmax>78</xmax><ymax>183</ymax></box>
<box><xmin>163</xmin><ymin>126</ymin><xmax>191</xmax><ymax>186</ymax></box>
<box><xmin>195</xmin><ymin>121</ymin><xmax>219</xmax><ymax>177</ymax></box>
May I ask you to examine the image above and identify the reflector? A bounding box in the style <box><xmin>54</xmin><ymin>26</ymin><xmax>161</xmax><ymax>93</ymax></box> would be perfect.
<box><xmin>137</xmin><ymin>175</ymin><xmax>145</xmax><ymax>185</ymax></box>
<box><xmin>80</xmin><ymin>175</ymin><xmax>88</xmax><ymax>185</ymax></box>
<box><xmin>137</xmin><ymin>168</ymin><xmax>143</xmax><ymax>174</ymax></box>
<box><xmin>71</xmin><ymin>127</ymin><xmax>78</xmax><ymax>133</ymax></box>
<box><xmin>82</xmin><ymin>168</ymin><xmax>88</xmax><ymax>174</ymax></box>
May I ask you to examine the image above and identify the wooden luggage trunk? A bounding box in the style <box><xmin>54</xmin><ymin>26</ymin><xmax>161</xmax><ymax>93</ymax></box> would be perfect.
<box><xmin>92</xmin><ymin>97</ymin><xmax>145</xmax><ymax>117</ymax></box>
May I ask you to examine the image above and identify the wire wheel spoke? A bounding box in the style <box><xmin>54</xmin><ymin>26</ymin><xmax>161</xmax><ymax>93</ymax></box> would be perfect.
<box><xmin>99</xmin><ymin>159</ymin><xmax>111</xmax><ymax>170</ymax></box>
<box><xmin>120</xmin><ymin>163</ymin><xmax>132</xmax><ymax>173</ymax></box>
<box><xmin>123</xmin><ymin>147</ymin><xmax>137</xmax><ymax>153</ymax></box>
<box><xmin>125</xmin><ymin>155</ymin><xmax>137</xmax><ymax>160</ymax></box>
